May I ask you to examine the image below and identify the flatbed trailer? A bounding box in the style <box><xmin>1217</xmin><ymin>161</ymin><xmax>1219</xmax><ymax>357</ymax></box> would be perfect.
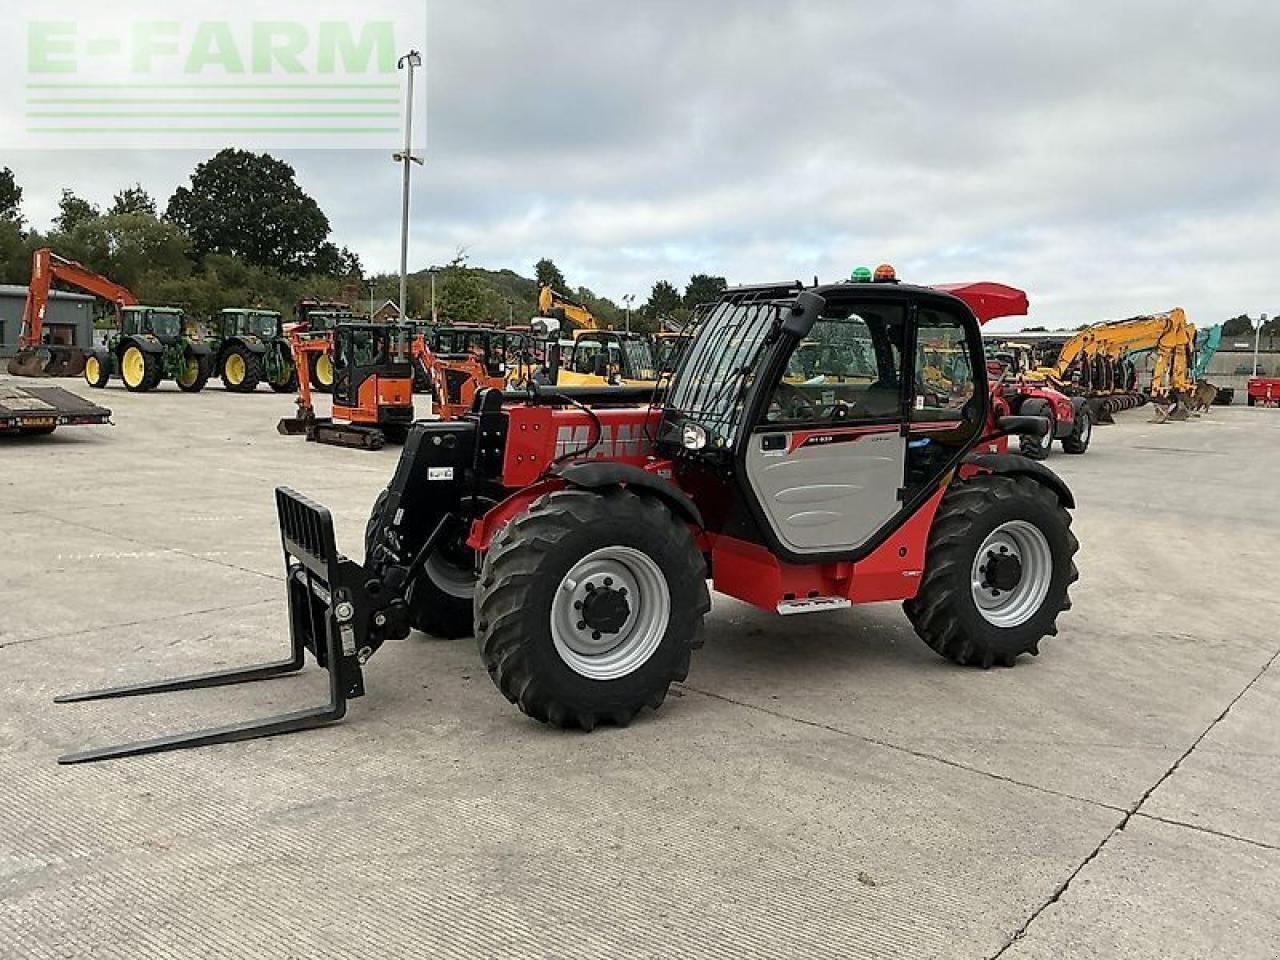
<box><xmin>0</xmin><ymin>382</ymin><xmax>112</xmax><ymax>436</ymax></box>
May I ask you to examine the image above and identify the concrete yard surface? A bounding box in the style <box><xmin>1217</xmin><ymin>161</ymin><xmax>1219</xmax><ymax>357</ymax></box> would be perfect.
<box><xmin>1</xmin><ymin>376</ymin><xmax>1277</xmax><ymax>959</ymax></box>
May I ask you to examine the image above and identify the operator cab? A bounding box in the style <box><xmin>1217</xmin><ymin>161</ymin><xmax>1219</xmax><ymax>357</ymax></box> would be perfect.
<box><xmin>218</xmin><ymin>308</ymin><xmax>282</xmax><ymax>340</ymax></box>
<box><xmin>566</xmin><ymin>331</ymin><xmax>659</xmax><ymax>384</ymax></box>
<box><xmin>659</xmin><ymin>279</ymin><xmax>987</xmax><ymax>561</ymax></box>
<box><xmin>121</xmin><ymin>306</ymin><xmax>188</xmax><ymax>344</ymax></box>
<box><xmin>432</xmin><ymin>325</ymin><xmax>532</xmax><ymax>378</ymax></box>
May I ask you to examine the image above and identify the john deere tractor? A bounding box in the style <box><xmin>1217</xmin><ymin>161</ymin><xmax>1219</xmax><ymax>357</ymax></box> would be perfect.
<box><xmin>208</xmin><ymin>308</ymin><xmax>297</xmax><ymax>393</ymax></box>
<box><xmin>83</xmin><ymin>306</ymin><xmax>213</xmax><ymax>393</ymax></box>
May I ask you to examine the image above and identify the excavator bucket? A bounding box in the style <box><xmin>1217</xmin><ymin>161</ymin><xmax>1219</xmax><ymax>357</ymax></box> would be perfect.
<box><xmin>276</xmin><ymin>413</ymin><xmax>312</xmax><ymax>436</ymax></box>
<box><xmin>7</xmin><ymin>350</ymin><xmax>53</xmax><ymax>377</ymax></box>
<box><xmin>7</xmin><ymin>346</ymin><xmax>87</xmax><ymax>378</ymax></box>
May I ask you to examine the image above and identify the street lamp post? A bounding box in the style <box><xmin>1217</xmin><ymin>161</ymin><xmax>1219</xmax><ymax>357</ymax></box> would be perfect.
<box><xmin>622</xmin><ymin>293</ymin><xmax>635</xmax><ymax>334</ymax></box>
<box><xmin>394</xmin><ymin>50</ymin><xmax>424</xmax><ymax>322</ymax></box>
<box><xmin>1254</xmin><ymin>313</ymin><xmax>1266</xmax><ymax>377</ymax></box>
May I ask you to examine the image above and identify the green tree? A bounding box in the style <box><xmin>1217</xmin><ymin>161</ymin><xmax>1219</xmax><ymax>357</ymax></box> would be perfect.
<box><xmin>0</xmin><ymin>168</ymin><xmax>22</xmax><ymax>223</ymax></box>
<box><xmin>1221</xmin><ymin>314</ymin><xmax>1253</xmax><ymax>337</ymax></box>
<box><xmin>55</xmin><ymin>189</ymin><xmax>100</xmax><ymax>233</ymax></box>
<box><xmin>68</xmin><ymin>212</ymin><xmax>191</xmax><ymax>291</ymax></box>
<box><xmin>165</xmin><ymin>149</ymin><xmax>332</xmax><ymax>272</ymax></box>
<box><xmin>644</xmin><ymin>280</ymin><xmax>682</xmax><ymax>323</ymax></box>
<box><xmin>438</xmin><ymin>251</ymin><xmax>488</xmax><ymax>323</ymax></box>
<box><xmin>535</xmin><ymin>257</ymin><xmax>566</xmax><ymax>291</ymax></box>
<box><xmin>683</xmin><ymin>273</ymin><xmax>727</xmax><ymax>309</ymax></box>
<box><xmin>109</xmin><ymin>183</ymin><xmax>157</xmax><ymax>217</ymax></box>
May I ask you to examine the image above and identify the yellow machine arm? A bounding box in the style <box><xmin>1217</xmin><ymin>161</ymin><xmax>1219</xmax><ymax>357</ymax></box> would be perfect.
<box><xmin>538</xmin><ymin>285</ymin><xmax>598</xmax><ymax>330</ymax></box>
<box><xmin>1029</xmin><ymin>308</ymin><xmax>1196</xmax><ymax>397</ymax></box>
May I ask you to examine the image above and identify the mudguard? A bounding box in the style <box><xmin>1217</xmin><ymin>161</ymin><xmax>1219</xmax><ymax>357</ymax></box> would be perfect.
<box><xmin>960</xmin><ymin>452</ymin><xmax>1075</xmax><ymax>508</ymax></box>
<box><xmin>229</xmin><ymin>337</ymin><xmax>267</xmax><ymax>355</ymax></box>
<box><xmin>122</xmin><ymin>336</ymin><xmax>164</xmax><ymax>355</ymax></box>
<box><xmin>551</xmin><ymin>460</ymin><xmax>705</xmax><ymax>528</ymax></box>
<box><xmin>185</xmin><ymin>341</ymin><xmax>213</xmax><ymax>357</ymax></box>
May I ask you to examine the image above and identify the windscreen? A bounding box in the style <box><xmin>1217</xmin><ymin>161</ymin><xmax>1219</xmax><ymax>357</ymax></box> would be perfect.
<box><xmin>149</xmin><ymin>312</ymin><xmax>182</xmax><ymax>337</ymax></box>
<box><xmin>620</xmin><ymin>338</ymin><xmax>657</xmax><ymax>380</ymax></box>
<box><xmin>250</xmin><ymin>314</ymin><xmax>279</xmax><ymax>337</ymax></box>
<box><xmin>664</xmin><ymin>300</ymin><xmax>776</xmax><ymax>447</ymax></box>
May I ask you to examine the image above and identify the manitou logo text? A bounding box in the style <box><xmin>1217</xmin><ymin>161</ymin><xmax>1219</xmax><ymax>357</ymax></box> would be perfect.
<box><xmin>555</xmin><ymin>424</ymin><xmax>647</xmax><ymax>459</ymax></box>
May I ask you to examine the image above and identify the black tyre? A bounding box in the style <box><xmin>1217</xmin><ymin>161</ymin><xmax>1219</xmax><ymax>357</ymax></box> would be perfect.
<box><xmin>1060</xmin><ymin>407</ymin><xmax>1092</xmax><ymax>454</ymax></box>
<box><xmin>309</xmin><ymin>352</ymin><xmax>334</xmax><ymax>394</ymax></box>
<box><xmin>364</xmin><ymin>488</ymin><xmax>477</xmax><ymax>639</ymax></box>
<box><xmin>221</xmin><ymin>346</ymin><xmax>263</xmax><ymax>392</ymax></box>
<box><xmin>904</xmin><ymin>474</ymin><xmax>1078</xmax><ymax>668</ymax></box>
<box><xmin>1247</xmin><ymin>395</ymin><xmax>1256</xmax><ymax>407</ymax></box>
<box><xmin>1018</xmin><ymin>399</ymin><xmax>1054</xmax><ymax>460</ymax></box>
<box><xmin>177</xmin><ymin>353</ymin><xmax>211</xmax><ymax>393</ymax></box>
<box><xmin>268</xmin><ymin>365</ymin><xmax>298</xmax><ymax>393</ymax></box>
<box><xmin>83</xmin><ymin>354</ymin><xmax>111</xmax><ymax>389</ymax></box>
<box><xmin>475</xmin><ymin>488</ymin><xmax>710</xmax><ymax>730</ymax></box>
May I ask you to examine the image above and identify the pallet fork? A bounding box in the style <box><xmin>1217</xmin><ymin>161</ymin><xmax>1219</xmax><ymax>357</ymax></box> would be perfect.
<box><xmin>56</xmin><ymin>489</ymin><xmax>393</xmax><ymax>764</ymax></box>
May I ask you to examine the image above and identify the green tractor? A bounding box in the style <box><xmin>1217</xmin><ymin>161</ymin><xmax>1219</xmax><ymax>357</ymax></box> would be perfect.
<box><xmin>83</xmin><ymin>306</ymin><xmax>213</xmax><ymax>393</ymax></box>
<box><xmin>208</xmin><ymin>308</ymin><xmax>297</xmax><ymax>393</ymax></box>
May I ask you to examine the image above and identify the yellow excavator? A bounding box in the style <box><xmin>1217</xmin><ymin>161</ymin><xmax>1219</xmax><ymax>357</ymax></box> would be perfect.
<box><xmin>1022</xmin><ymin>309</ymin><xmax>1200</xmax><ymax>416</ymax></box>
<box><xmin>535</xmin><ymin>285</ymin><xmax>659</xmax><ymax>387</ymax></box>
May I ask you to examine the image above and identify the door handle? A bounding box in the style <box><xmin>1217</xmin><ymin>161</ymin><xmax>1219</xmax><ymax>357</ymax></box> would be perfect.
<box><xmin>761</xmin><ymin>434</ymin><xmax>786</xmax><ymax>451</ymax></box>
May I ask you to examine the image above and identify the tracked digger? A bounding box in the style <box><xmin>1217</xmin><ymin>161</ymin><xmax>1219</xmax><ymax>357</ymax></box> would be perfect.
<box><xmin>1022</xmin><ymin>309</ymin><xmax>1203</xmax><ymax>420</ymax></box>
<box><xmin>58</xmin><ymin>276</ymin><xmax>1079</xmax><ymax>763</ymax></box>
<box><xmin>7</xmin><ymin>248</ymin><xmax>137</xmax><ymax>378</ymax></box>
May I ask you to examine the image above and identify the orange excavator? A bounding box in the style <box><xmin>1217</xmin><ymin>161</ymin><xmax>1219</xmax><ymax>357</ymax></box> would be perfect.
<box><xmin>7</xmin><ymin>248</ymin><xmax>137</xmax><ymax>377</ymax></box>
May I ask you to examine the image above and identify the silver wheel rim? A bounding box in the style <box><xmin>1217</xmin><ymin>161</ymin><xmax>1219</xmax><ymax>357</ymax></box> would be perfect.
<box><xmin>1079</xmin><ymin>416</ymin><xmax>1091</xmax><ymax>443</ymax></box>
<box><xmin>550</xmin><ymin>546</ymin><xmax>671</xmax><ymax>680</ymax></box>
<box><xmin>970</xmin><ymin>520</ymin><xmax>1053</xmax><ymax>628</ymax></box>
<box><xmin>426</xmin><ymin>552</ymin><xmax>475</xmax><ymax>600</ymax></box>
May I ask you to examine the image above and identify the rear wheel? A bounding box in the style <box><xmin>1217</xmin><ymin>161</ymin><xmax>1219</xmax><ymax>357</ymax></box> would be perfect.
<box><xmin>268</xmin><ymin>363</ymin><xmax>298</xmax><ymax>393</ymax></box>
<box><xmin>222</xmin><ymin>347</ymin><xmax>263</xmax><ymax>392</ymax></box>
<box><xmin>309</xmin><ymin>353</ymin><xmax>334</xmax><ymax>394</ymax></box>
<box><xmin>177</xmin><ymin>353</ymin><xmax>211</xmax><ymax>393</ymax></box>
<box><xmin>120</xmin><ymin>346</ymin><xmax>158</xmax><ymax>392</ymax></box>
<box><xmin>903</xmin><ymin>474</ymin><xmax>1077</xmax><ymax>667</ymax></box>
<box><xmin>476</xmin><ymin>488</ymin><xmax>709</xmax><ymax>730</ymax></box>
<box><xmin>1060</xmin><ymin>408</ymin><xmax>1092</xmax><ymax>454</ymax></box>
<box><xmin>83</xmin><ymin>355</ymin><xmax>110</xmax><ymax>389</ymax></box>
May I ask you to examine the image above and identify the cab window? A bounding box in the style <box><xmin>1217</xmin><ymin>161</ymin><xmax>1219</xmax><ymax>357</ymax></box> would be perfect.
<box><xmin>913</xmin><ymin>308</ymin><xmax>978</xmax><ymax>422</ymax></box>
<box><xmin>763</xmin><ymin>304</ymin><xmax>905</xmax><ymax>425</ymax></box>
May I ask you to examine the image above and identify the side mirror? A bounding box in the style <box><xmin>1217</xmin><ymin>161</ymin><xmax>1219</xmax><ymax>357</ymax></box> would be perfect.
<box><xmin>997</xmin><ymin>415</ymin><xmax>1049</xmax><ymax>438</ymax></box>
<box><xmin>781</xmin><ymin>291</ymin><xmax>826</xmax><ymax>339</ymax></box>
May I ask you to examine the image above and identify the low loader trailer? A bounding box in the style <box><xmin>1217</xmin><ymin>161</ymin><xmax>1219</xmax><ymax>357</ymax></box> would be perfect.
<box><xmin>0</xmin><ymin>382</ymin><xmax>111</xmax><ymax>436</ymax></box>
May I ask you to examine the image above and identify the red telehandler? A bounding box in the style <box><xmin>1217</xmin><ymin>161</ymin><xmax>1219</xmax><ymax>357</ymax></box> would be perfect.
<box><xmin>58</xmin><ymin>277</ymin><xmax>1076</xmax><ymax>763</ymax></box>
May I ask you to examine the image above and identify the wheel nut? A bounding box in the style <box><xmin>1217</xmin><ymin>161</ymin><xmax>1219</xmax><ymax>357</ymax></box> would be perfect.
<box><xmin>592</xmin><ymin>631</ymin><xmax>601</xmax><ymax>641</ymax></box>
<box><xmin>335</xmin><ymin>601</ymin><xmax>355</xmax><ymax>622</ymax></box>
<box><xmin>603</xmin><ymin>577</ymin><xmax>613</xmax><ymax>587</ymax></box>
<box><xmin>577</xmin><ymin>620</ymin><xmax>586</xmax><ymax>630</ymax></box>
<box><xmin>573</xmin><ymin>600</ymin><xmax>583</xmax><ymax>610</ymax></box>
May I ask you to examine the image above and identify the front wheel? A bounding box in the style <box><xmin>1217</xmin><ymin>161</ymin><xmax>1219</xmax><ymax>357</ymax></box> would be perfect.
<box><xmin>903</xmin><ymin>474</ymin><xmax>1078</xmax><ymax>668</ymax></box>
<box><xmin>1018</xmin><ymin>399</ymin><xmax>1054</xmax><ymax>460</ymax></box>
<box><xmin>475</xmin><ymin>488</ymin><xmax>710</xmax><ymax>730</ymax></box>
<box><xmin>222</xmin><ymin>347</ymin><xmax>263</xmax><ymax>392</ymax></box>
<box><xmin>120</xmin><ymin>346</ymin><xmax>159</xmax><ymax>392</ymax></box>
<box><xmin>83</xmin><ymin>355</ymin><xmax>110</xmax><ymax>389</ymax></box>
<box><xmin>1060</xmin><ymin>408</ymin><xmax>1092</xmax><ymax>454</ymax></box>
<box><xmin>364</xmin><ymin>488</ymin><xmax>477</xmax><ymax>639</ymax></box>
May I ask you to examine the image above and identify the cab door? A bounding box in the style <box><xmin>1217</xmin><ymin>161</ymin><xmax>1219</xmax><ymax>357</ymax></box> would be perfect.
<box><xmin>741</xmin><ymin>300</ymin><xmax>909</xmax><ymax>556</ymax></box>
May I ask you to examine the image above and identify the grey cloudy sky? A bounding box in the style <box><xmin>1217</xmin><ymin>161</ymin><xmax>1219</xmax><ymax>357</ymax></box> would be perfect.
<box><xmin>6</xmin><ymin>0</ymin><xmax>1278</xmax><ymax>330</ymax></box>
